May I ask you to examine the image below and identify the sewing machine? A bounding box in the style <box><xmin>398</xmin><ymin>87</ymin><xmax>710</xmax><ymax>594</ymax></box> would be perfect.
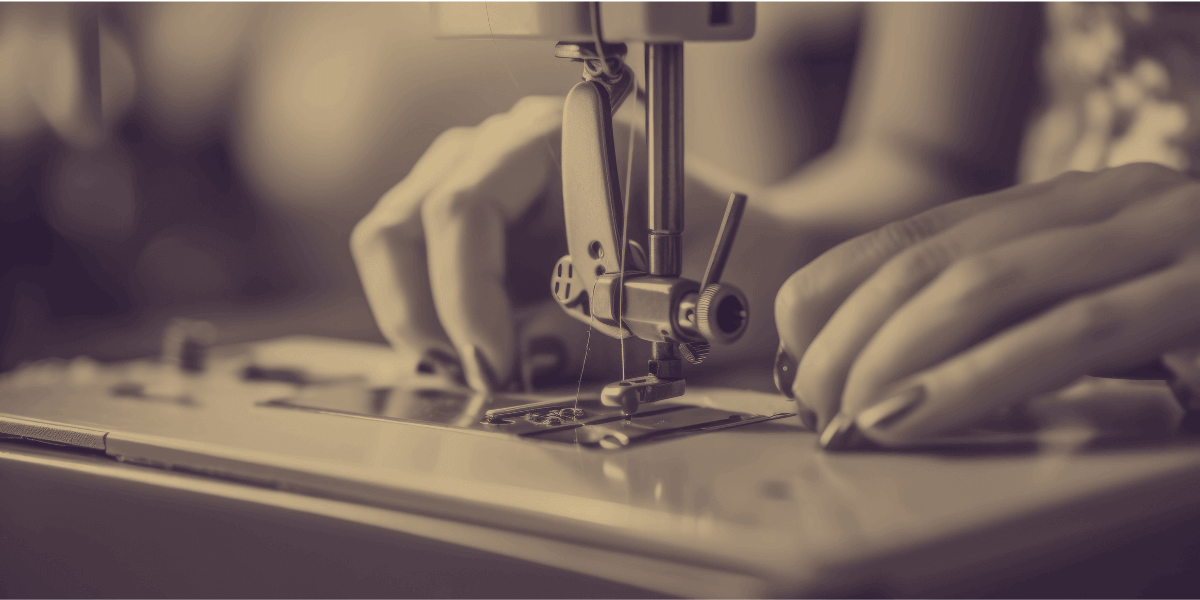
<box><xmin>437</xmin><ymin>2</ymin><xmax>758</xmax><ymax>414</ymax></box>
<box><xmin>7</xmin><ymin>3</ymin><xmax>1200</xmax><ymax>597</ymax></box>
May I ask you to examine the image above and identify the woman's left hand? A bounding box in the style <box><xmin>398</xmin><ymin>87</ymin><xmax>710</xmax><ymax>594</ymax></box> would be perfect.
<box><xmin>774</xmin><ymin>163</ymin><xmax>1200</xmax><ymax>448</ymax></box>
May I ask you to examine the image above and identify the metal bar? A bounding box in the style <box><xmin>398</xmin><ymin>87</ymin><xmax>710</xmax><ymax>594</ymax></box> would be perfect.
<box><xmin>700</xmin><ymin>193</ymin><xmax>748</xmax><ymax>292</ymax></box>
<box><xmin>482</xmin><ymin>397</ymin><xmax>580</xmax><ymax>420</ymax></box>
<box><xmin>645</xmin><ymin>43</ymin><xmax>684</xmax><ymax>277</ymax></box>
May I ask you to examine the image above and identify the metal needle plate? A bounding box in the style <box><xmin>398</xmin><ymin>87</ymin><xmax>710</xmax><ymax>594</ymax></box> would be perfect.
<box><xmin>260</xmin><ymin>384</ymin><xmax>793</xmax><ymax>450</ymax></box>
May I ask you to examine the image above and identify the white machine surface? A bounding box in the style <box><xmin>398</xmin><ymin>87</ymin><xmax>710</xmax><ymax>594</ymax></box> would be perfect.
<box><xmin>4</xmin><ymin>336</ymin><xmax>1200</xmax><ymax>597</ymax></box>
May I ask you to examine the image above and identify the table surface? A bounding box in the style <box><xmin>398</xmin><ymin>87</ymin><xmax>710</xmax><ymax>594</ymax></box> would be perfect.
<box><xmin>4</xmin><ymin>336</ymin><xmax>1200</xmax><ymax>597</ymax></box>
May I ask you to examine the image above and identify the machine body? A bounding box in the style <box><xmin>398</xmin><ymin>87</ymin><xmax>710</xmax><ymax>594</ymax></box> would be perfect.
<box><xmin>434</xmin><ymin>2</ymin><xmax>756</xmax><ymax>413</ymax></box>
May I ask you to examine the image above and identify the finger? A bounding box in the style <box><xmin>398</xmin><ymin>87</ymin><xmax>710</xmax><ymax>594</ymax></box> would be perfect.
<box><xmin>855</xmin><ymin>258</ymin><xmax>1200</xmax><ymax>448</ymax></box>
<box><xmin>513</xmin><ymin>300</ymin><xmax>623</xmax><ymax>391</ymax></box>
<box><xmin>424</xmin><ymin>96</ymin><xmax>565</xmax><ymax>390</ymax></box>
<box><xmin>351</xmin><ymin>126</ymin><xmax>478</xmax><ymax>377</ymax></box>
<box><xmin>1024</xmin><ymin>377</ymin><xmax>1183</xmax><ymax>442</ymax></box>
<box><xmin>774</xmin><ymin>176</ymin><xmax>1064</xmax><ymax>393</ymax></box>
<box><xmin>515</xmin><ymin>301</ymin><xmax>582</xmax><ymax>391</ymax></box>
<box><xmin>795</xmin><ymin>165</ymin><xmax>1185</xmax><ymax>425</ymax></box>
<box><xmin>841</xmin><ymin>189</ymin><xmax>1194</xmax><ymax>417</ymax></box>
<box><xmin>794</xmin><ymin>182</ymin><xmax>1079</xmax><ymax>423</ymax></box>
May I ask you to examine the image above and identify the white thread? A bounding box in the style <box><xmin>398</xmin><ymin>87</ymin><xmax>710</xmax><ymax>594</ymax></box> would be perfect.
<box><xmin>589</xmin><ymin>2</ymin><xmax>616</xmax><ymax>78</ymax></box>
<box><xmin>485</xmin><ymin>4</ymin><xmax>562</xmax><ymax>177</ymax></box>
<box><xmin>480</xmin><ymin>6</ymin><xmax>591</xmax><ymax>451</ymax></box>
<box><xmin>574</xmin><ymin>279</ymin><xmax>603</xmax><ymax>411</ymax></box>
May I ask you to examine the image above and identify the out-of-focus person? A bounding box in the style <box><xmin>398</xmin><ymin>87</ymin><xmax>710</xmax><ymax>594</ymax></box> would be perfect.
<box><xmin>350</xmin><ymin>3</ymin><xmax>1037</xmax><ymax>393</ymax></box>
<box><xmin>0</xmin><ymin>3</ymin><xmax>864</xmax><ymax>377</ymax></box>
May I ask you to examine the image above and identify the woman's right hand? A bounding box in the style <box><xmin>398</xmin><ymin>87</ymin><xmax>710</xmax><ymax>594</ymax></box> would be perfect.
<box><xmin>351</xmin><ymin>95</ymin><xmax>595</xmax><ymax>392</ymax></box>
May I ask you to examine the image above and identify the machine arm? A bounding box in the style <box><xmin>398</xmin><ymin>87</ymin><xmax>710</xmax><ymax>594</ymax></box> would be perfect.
<box><xmin>548</xmin><ymin>34</ymin><xmax>750</xmax><ymax>415</ymax></box>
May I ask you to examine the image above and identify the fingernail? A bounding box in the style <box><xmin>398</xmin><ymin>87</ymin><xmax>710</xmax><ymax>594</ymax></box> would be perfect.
<box><xmin>819</xmin><ymin>412</ymin><xmax>863</xmax><ymax>451</ymax></box>
<box><xmin>465</xmin><ymin>345</ymin><xmax>500</xmax><ymax>392</ymax></box>
<box><xmin>856</xmin><ymin>386</ymin><xmax>925</xmax><ymax>431</ymax></box>
<box><xmin>774</xmin><ymin>343</ymin><xmax>797</xmax><ymax>399</ymax></box>
<box><xmin>416</xmin><ymin>349</ymin><xmax>465</xmax><ymax>386</ymax></box>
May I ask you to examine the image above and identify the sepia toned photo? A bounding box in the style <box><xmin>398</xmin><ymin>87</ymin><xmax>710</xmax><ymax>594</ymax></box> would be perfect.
<box><xmin>3</xmin><ymin>2</ymin><xmax>1200</xmax><ymax>597</ymax></box>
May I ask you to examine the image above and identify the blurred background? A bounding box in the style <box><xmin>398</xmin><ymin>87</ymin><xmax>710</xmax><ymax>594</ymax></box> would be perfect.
<box><xmin>0</xmin><ymin>2</ymin><xmax>862</xmax><ymax>371</ymax></box>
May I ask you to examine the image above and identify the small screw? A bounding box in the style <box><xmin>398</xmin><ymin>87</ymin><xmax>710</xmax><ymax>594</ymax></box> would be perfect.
<box><xmin>680</xmin><ymin>342</ymin><xmax>710</xmax><ymax>364</ymax></box>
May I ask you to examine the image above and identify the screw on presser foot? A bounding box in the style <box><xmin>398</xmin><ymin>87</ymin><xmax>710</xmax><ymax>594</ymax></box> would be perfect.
<box><xmin>679</xmin><ymin>342</ymin><xmax>710</xmax><ymax>364</ymax></box>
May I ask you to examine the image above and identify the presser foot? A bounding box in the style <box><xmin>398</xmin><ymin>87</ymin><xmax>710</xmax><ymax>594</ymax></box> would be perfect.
<box><xmin>600</xmin><ymin>371</ymin><xmax>686</xmax><ymax>416</ymax></box>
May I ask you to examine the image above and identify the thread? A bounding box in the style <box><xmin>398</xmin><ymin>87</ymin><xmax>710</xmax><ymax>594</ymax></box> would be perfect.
<box><xmin>574</xmin><ymin>279</ymin><xmax>602</xmax><ymax>412</ymax></box>
<box><xmin>484</xmin><ymin>4</ymin><xmax>563</xmax><ymax>177</ymax></box>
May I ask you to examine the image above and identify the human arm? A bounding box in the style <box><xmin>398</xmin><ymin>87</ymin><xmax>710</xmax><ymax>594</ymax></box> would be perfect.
<box><xmin>769</xmin><ymin>2</ymin><xmax>1049</xmax><ymax>429</ymax></box>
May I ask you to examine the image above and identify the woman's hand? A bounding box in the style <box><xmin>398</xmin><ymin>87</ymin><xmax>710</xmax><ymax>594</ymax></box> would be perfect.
<box><xmin>775</xmin><ymin>163</ymin><xmax>1200</xmax><ymax>447</ymax></box>
<box><xmin>352</xmin><ymin>96</ymin><xmax>588</xmax><ymax>391</ymax></box>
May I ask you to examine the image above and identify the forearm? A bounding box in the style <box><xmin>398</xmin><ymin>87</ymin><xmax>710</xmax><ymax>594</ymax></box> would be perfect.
<box><xmin>692</xmin><ymin>2</ymin><xmax>1041</xmax><ymax>253</ymax></box>
<box><xmin>766</xmin><ymin>140</ymin><xmax>985</xmax><ymax>243</ymax></box>
<box><xmin>689</xmin><ymin>138</ymin><xmax>985</xmax><ymax>258</ymax></box>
